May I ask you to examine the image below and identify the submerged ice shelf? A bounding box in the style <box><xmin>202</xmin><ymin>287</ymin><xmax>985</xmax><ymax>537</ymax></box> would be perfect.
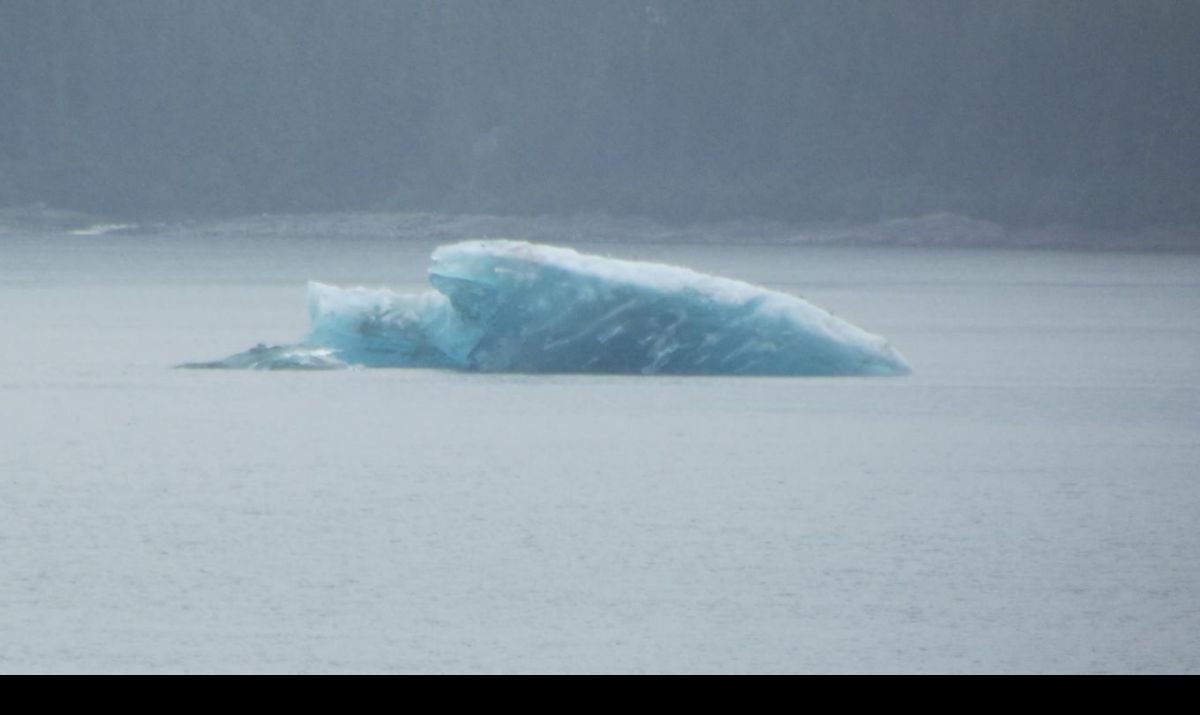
<box><xmin>184</xmin><ymin>241</ymin><xmax>910</xmax><ymax>376</ymax></box>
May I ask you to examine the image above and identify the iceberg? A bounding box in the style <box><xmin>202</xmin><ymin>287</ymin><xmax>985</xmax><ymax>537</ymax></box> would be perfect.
<box><xmin>185</xmin><ymin>240</ymin><xmax>910</xmax><ymax>376</ymax></box>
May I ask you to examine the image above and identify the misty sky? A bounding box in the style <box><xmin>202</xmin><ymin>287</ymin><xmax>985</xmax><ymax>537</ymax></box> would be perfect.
<box><xmin>1</xmin><ymin>0</ymin><xmax>1197</xmax><ymax>227</ymax></box>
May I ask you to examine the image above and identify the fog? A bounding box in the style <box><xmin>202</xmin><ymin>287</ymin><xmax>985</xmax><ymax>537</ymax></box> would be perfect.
<box><xmin>3</xmin><ymin>2</ymin><xmax>1200</xmax><ymax>674</ymax></box>
<box><xmin>2</xmin><ymin>1</ymin><xmax>1199</xmax><ymax>232</ymax></box>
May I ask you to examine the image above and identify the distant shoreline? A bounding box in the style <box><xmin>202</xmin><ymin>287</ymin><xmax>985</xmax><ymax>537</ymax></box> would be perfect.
<box><xmin>2</xmin><ymin>204</ymin><xmax>1197</xmax><ymax>252</ymax></box>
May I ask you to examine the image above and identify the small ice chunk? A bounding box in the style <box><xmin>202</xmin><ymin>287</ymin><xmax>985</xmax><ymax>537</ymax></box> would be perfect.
<box><xmin>178</xmin><ymin>344</ymin><xmax>349</xmax><ymax>370</ymax></box>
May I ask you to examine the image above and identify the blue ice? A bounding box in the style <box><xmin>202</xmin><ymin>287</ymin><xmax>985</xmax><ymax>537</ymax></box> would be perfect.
<box><xmin>185</xmin><ymin>241</ymin><xmax>910</xmax><ymax>375</ymax></box>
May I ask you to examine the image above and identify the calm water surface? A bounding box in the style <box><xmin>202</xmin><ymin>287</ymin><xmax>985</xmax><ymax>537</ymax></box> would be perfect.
<box><xmin>1</xmin><ymin>226</ymin><xmax>1197</xmax><ymax>673</ymax></box>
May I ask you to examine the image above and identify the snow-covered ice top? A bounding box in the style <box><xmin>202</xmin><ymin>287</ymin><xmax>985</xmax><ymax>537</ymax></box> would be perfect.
<box><xmin>187</xmin><ymin>240</ymin><xmax>911</xmax><ymax>375</ymax></box>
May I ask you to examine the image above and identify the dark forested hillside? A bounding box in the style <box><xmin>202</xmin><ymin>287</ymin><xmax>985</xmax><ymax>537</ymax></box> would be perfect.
<box><xmin>1</xmin><ymin>0</ymin><xmax>1197</xmax><ymax>227</ymax></box>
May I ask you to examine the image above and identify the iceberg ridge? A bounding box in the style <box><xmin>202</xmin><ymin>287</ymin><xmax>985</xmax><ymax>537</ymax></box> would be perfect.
<box><xmin>186</xmin><ymin>240</ymin><xmax>910</xmax><ymax>376</ymax></box>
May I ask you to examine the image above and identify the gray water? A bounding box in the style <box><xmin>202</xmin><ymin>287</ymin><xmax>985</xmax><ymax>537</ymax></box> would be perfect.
<box><xmin>1</xmin><ymin>222</ymin><xmax>1198</xmax><ymax>673</ymax></box>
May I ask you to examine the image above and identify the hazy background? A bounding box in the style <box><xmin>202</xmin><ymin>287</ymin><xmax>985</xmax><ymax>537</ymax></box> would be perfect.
<box><xmin>2</xmin><ymin>0</ymin><xmax>1198</xmax><ymax>231</ymax></box>
<box><xmin>3</xmin><ymin>2</ymin><xmax>1200</xmax><ymax>674</ymax></box>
